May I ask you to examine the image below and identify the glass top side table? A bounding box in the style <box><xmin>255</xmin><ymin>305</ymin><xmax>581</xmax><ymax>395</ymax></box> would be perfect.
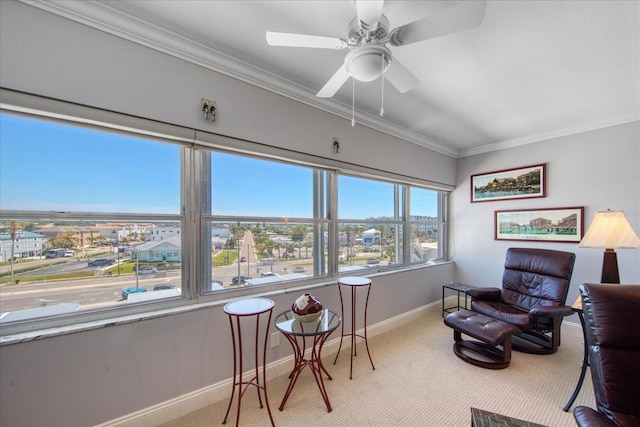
<box><xmin>274</xmin><ymin>309</ymin><xmax>340</xmax><ymax>413</ymax></box>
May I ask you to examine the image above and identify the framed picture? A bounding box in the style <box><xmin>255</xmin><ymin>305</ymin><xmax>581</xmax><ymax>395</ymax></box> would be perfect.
<box><xmin>494</xmin><ymin>206</ymin><xmax>584</xmax><ymax>243</ymax></box>
<box><xmin>471</xmin><ymin>163</ymin><xmax>546</xmax><ymax>203</ymax></box>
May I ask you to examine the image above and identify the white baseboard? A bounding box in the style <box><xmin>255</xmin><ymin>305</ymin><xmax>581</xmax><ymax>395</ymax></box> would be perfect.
<box><xmin>97</xmin><ymin>301</ymin><xmax>439</xmax><ymax>427</ymax></box>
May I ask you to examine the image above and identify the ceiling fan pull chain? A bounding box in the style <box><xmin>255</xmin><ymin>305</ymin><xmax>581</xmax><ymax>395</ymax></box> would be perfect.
<box><xmin>380</xmin><ymin>55</ymin><xmax>385</xmax><ymax>117</ymax></box>
<box><xmin>352</xmin><ymin>77</ymin><xmax>356</xmax><ymax>127</ymax></box>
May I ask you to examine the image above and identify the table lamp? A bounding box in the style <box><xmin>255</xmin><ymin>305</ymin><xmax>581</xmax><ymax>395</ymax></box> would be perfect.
<box><xmin>578</xmin><ymin>210</ymin><xmax>640</xmax><ymax>283</ymax></box>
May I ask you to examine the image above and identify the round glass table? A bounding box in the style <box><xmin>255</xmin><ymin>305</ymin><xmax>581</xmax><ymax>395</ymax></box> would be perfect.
<box><xmin>274</xmin><ymin>309</ymin><xmax>341</xmax><ymax>412</ymax></box>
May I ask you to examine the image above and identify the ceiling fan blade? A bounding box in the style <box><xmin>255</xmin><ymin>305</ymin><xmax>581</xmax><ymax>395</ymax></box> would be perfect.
<box><xmin>356</xmin><ymin>0</ymin><xmax>384</xmax><ymax>30</ymax></box>
<box><xmin>317</xmin><ymin>65</ymin><xmax>350</xmax><ymax>98</ymax></box>
<box><xmin>384</xmin><ymin>58</ymin><xmax>419</xmax><ymax>93</ymax></box>
<box><xmin>266</xmin><ymin>31</ymin><xmax>347</xmax><ymax>49</ymax></box>
<box><xmin>389</xmin><ymin>1</ymin><xmax>486</xmax><ymax>46</ymax></box>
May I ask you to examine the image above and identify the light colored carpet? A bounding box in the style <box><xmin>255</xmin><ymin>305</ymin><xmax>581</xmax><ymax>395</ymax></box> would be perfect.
<box><xmin>159</xmin><ymin>309</ymin><xmax>595</xmax><ymax>426</ymax></box>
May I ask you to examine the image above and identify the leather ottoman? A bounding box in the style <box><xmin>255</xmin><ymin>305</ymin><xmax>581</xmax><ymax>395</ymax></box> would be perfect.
<box><xmin>444</xmin><ymin>310</ymin><xmax>521</xmax><ymax>369</ymax></box>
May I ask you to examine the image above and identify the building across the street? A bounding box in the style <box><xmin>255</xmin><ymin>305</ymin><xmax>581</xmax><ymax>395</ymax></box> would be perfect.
<box><xmin>0</xmin><ymin>231</ymin><xmax>46</xmax><ymax>261</ymax></box>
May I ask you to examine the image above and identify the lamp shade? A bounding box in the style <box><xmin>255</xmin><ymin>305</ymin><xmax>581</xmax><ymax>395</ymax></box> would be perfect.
<box><xmin>578</xmin><ymin>210</ymin><xmax>640</xmax><ymax>249</ymax></box>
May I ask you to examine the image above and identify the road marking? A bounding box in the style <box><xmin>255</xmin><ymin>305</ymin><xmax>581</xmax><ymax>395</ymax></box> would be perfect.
<box><xmin>81</xmin><ymin>292</ymin><xmax>104</xmax><ymax>297</ymax></box>
<box><xmin>1</xmin><ymin>281</ymin><xmax>132</xmax><ymax>296</ymax></box>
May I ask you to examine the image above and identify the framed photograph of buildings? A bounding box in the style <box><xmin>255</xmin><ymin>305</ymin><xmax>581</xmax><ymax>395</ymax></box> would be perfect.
<box><xmin>471</xmin><ymin>163</ymin><xmax>546</xmax><ymax>202</ymax></box>
<box><xmin>494</xmin><ymin>206</ymin><xmax>584</xmax><ymax>242</ymax></box>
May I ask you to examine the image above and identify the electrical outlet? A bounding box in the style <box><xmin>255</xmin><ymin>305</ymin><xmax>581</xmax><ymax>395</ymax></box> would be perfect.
<box><xmin>270</xmin><ymin>332</ymin><xmax>280</xmax><ymax>348</ymax></box>
<box><xmin>201</xmin><ymin>98</ymin><xmax>216</xmax><ymax>121</ymax></box>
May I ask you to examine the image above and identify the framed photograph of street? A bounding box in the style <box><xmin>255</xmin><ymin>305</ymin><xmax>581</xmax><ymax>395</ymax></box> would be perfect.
<box><xmin>471</xmin><ymin>163</ymin><xmax>546</xmax><ymax>203</ymax></box>
<box><xmin>494</xmin><ymin>206</ymin><xmax>584</xmax><ymax>242</ymax></box>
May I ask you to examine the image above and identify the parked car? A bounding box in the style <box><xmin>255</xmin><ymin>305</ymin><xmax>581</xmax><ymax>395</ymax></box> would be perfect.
<box><xmin>231</xmin><ymin>275</ymin><xmax>252</xmax><ymax>285</ymax></box>
<box><xmin>138</xmin><ymin>267</ymin><xmax>158</xmax><ymax>275</ymax></box>
<box><xmin>45</xmin><ymin>248</ymin><xmax>66</xmax><ymax>259</ymax></box>
<box><xmin>121</xmin><ymin>287</ymin><xmax>147</xmax><ymax>299</ymax></box>
<box><xmin>88</xmin><ymin>258</ymin><xmax>115</xmax><ymax>267</ymax></box>
<box><xmin>292</xmin><ymin>266</ymin><xmax>306</xmax><ymax>273</ymax></box>
<box><xmin>153</xmin><ymin>284</ymin><xmax>178</xmax><ymax>291</ymax></box>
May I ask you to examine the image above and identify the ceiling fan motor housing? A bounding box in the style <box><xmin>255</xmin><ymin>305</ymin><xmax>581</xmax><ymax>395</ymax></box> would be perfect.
<box><xmin>348</xmin><ymin>15</ymin><xmax>390</xmax><ymax>45</ymax></box>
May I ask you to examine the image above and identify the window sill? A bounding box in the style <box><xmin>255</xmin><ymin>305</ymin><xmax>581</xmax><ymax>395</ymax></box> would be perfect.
<box><xmin>0</xmin><ymin>261</ymin><xmax>451</xmax><ymax>346</ymax></box>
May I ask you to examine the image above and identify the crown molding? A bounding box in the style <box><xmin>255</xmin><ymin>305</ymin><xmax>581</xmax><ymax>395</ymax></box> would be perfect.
<box><xmin>458</xmin><ymin>112</ymin><xmax>640</xmax><ymax>158</ymax></box>
<box><xmin>20</xmin><ymin>0</ymin><xmax>458</xmax><ymax>158</ymax></box>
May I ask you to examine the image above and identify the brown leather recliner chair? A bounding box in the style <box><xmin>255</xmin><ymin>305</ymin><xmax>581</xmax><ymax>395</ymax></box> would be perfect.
<box><xmin>573</xmin><ymin>283</ymin><xmax>640</xmax><ymax>427</ymax></box>
<box><xmin>468</xmin><ymin>248</ymin><xmax>575</xmax><ymax>354</ymax></box>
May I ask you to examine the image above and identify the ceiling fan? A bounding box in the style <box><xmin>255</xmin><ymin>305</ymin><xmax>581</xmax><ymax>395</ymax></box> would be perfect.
<box><xmin>266</xmin><ymin>0</ymin><xmax>486</xmax><ymax>100</ymax></box>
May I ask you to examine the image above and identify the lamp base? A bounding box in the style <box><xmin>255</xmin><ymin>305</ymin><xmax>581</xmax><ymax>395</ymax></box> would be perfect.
<box><xmin>601</xmin><ymin>248</ymin><xmax>620</xmax><ymax>284</ymax></box>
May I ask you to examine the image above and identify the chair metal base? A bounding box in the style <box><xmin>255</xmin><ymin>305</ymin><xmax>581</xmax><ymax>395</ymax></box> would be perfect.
<box><xmin>511</xmin><ymin>330</ymin><xmax>557</xmax><ymax>355</ymax></box>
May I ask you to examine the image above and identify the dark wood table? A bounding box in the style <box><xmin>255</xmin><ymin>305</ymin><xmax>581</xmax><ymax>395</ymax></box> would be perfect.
<box><xmin>563</xmin><ymin>295</ymin><xmax>588</xmax><ymax>412</ymax></box>
<box><xmin>471</xmin><ymin>407</ymin><xmax>547</xmax><ymax>427</ymax></box>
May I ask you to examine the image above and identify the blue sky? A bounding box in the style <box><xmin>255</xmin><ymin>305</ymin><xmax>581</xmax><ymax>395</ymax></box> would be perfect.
<box><xmin>0</xmin><ymin>114</ymin><xmax>180</xmax><ymax>213</ymax></box>
<box><xmin>1</xmin><ymin>113</ymin><xmax>437</xmax><ymax>218</ymax></box>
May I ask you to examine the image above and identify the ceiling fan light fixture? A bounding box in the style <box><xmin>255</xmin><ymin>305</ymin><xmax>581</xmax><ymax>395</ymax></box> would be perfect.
<box><xmin>344</xmin><ymin>45</ymin><xmax>391</xmax><ymax>82</ymax></box>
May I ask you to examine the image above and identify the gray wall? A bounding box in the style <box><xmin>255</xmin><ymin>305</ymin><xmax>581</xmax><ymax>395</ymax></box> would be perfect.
<box><xmin>453</xmin><ymin>121</ymin><xmax>640</xmax><ymax>308</ymax></box>
<box><xmin>1</xmin><ymin>2</ymin><xmax>638</xmax><ymax>426</ymax></box>
<box><xmin>0</xmin><ymin>1</ymin><xmax>455</xmax><ymax>185</ymax></box>
<box><xmin>0</xmin><ymin>266</ymin><xmax>452</xmax><ymax>427</ymax></box>
<box><xmin>0</xmin><ymin>3</ymin><xmax>454</xmax><ymax>426</ymax></box>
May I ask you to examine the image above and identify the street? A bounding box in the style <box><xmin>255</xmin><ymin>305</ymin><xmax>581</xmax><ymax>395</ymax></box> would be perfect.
<box><xmin>0</xmin><ymin>271</ymin><xmax>180</xmax><ymax>313</ymax></box>
<box><xmin>0</xmin><ymin>230</ymin><xmax>320</xmax><ymax>316</ymax></box>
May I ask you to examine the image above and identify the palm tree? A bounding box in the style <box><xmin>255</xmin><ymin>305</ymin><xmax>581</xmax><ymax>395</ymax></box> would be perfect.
<box><xmin>8</xmin><ymin>221</ymin><xmax>20</xmax><ymax>284</ymax></box>
<box><xmin>265</xmin><ymin>239</ymin><xmax>276</xmax><ymax>257</ymax></box>
<box><xmin>290</xmin><ymin>224</ymin><xmax>307</xmax><ymax>259</ymax></box>
<box><xmin>275</xmin><ymin>242</ymin><xmax>281</xmax><ymax>259</ymax></box>
<box><xmin>379</xmin><ymin>225</ymin><xmax>386</xmax><ymax>258</ymax></box>
<box><xmin>303</xmin><ymin>239</ymin><xmax>312</xmax><ymax>258</ymax></box>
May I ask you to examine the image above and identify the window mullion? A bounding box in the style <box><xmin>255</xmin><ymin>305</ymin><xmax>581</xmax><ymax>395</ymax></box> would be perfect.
<box><xmin>328</xmin><ymin>171</ymin><xmax>339</xmax><ymax>277</ymax></box>
<box><xmin>312</xmin><ymin>170</ymin><xmax>325</xmax><ymax>277</ymax></box>
<box><xmin>439</xmin><ymin>192</ymin><xmax>449</xmax><ymax>260</ymax></box>
<box><xmin>183</xmin><ymin>145</ymin><xmax>199</xmax><ymax>300</ymax></box>
<box><xmin>402</xmin><ymin>184</ymin><xmax>410</xmax><ymax>265</ymax></box>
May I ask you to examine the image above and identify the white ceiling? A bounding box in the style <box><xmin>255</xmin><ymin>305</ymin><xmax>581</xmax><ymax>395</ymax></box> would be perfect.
<box><xmin>37</xmin><ymin>0</ymin><xmax>639</xmax><ymax>157</ymax></box>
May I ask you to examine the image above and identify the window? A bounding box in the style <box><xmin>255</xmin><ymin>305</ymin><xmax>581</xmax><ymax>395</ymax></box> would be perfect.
<box><xmin>0</xmin><ymin>97</ymin><xmax>449</xmax><ymax>334</ymax></box>
<box><xmin>200</xmin><ymin>152</ymin><xmax>330</xmax><ymax>291</ymax></box>
<box><xmin>409</xmin><ymin>187</ymin><xmax>446</xmax><ymax>263</ymax></box>
<box><xmin>0</xmin><ymin>113</ymin><xmax>184</xmax><ymax>324</ymax></box>
<box><xmin>338</xmin><ymin>175</ymin><xmax>404</xmax><ymax>271</ymax></box>
<box><xmin>336</xmin><ymin>175</ymin><xmax>444</xmax><ymax>271</ymax></box>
